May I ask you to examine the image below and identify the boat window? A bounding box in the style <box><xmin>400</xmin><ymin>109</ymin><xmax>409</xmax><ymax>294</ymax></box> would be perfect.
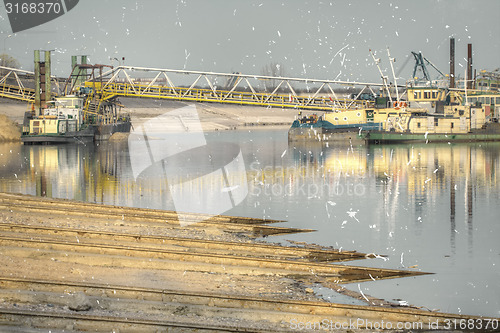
<box><xmin>432</xmin><ymin>91</ymin><xmax>437</xmax><ymax>99</ymax></box>
<box><xmin>417</xmin><ymin>122</ymin><xmax>421</xmax><ymax>128</ymax></box>
<box><xmin>486</xmin><ymin>97</ymin><xmax>490</xmax><ymax>104</ymax></box>
<box><xmin>451</xmin><ymin>122</ymin><xmax>454</xmax><ymax>129</ymax></box>
<box><xmin>334</xmin><ymin>117</ymin><xmax>339</xmax><ymax>121</ymax></box>
<box><xmin>424</xmin><ymin>91</ymin><xmax>430</xmax><ymax>99</ymax></box>
<box><xmin>479</xmin><ymin>97</ymin><xmax>485</xmax><ymax>104</ymax></box>
<box><xmin>434</xmin><ymin>118</ymin><xmax>439</xmax><ymax>126</ymax></box>
<box><xmin>414</xmin><ymin>91</ymin><xmax>419</xmax><ymax>99</ymax></box>
<box><xmin>496</xmin><ymin>97</ymin><xmax>500</xmax><ymax>104</ymax></box>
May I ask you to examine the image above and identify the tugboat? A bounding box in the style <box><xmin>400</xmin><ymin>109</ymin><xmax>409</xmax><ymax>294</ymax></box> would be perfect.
<box><xmin>361</xmin><ymin>87</ymin><xmax>500</xmax><ymax>144</ymax></box>
<box><xmin>21</xmin><ymin>93</ymin><xmax>131</xmax><ymax>144</ymax></box>
<box><xmin>288</xmin><ymin>106</ymin><xmax>383</xmax><ymax>142</ymax></box>
<box><xmin>361</xmin><ymin>40</ymin><xmax>500</xmax><ymax>144</ymax></box>
<box><xmin>289</xmin><ymin>41</ymin><xmax>500</xmax><ymax>144</ymax></box>
<box><xmin>288</xmin><ymin>85</ymin><xmax>500</xmax><ymax>144</ymax></box>
<box><xmin>21</xmin><ymin>52</ymin><xmax>131</xmax><ymax>144</ymax></box>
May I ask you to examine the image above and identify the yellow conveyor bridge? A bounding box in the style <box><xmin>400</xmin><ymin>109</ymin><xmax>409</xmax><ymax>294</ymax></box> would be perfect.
<box><xmin>87</xmin><ymin>66</ymin><xmax>385</xmax><ymax>111</ymax></box>
<box><xmin>1</xmin><ymin>64</ymin><xmax>386</xmax><ymax>111</ymax></box>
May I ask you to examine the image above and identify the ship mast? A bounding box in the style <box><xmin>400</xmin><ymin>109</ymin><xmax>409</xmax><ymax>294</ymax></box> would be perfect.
<box><xmin>370</xmin><ymin>49</ymin><xmax>393</xmax><ymax>104</ymax></box>
<box><xmin>387</xmin><ymin>47</ymin><xmax>400</xmax><ymax>102</ymax></box>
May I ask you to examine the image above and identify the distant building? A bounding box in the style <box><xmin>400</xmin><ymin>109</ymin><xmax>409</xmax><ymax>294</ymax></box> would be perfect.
<box><xmin>476</xmin><ymin>70</ymin><xmax>500</xmax><ymax>91</ymax></box>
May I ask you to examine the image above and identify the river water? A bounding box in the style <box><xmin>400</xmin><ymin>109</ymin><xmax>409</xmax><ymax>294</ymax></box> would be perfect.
<box><xmin>0</xmin><ymin>129</ymin><xmax>499</xmax><ymax>318</ymax></box>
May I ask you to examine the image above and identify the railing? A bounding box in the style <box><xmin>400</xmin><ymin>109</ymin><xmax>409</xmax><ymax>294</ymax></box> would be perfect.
<box><xmin>0</xmin><ymin>83</ymin><xmax>35</xmax><ymax>101</ymax></box>
<box><xmin>0</xmin><ymin>65</ymin><xmax>62</xmax><ymax>102</ymax></box>
<box><xmin>96</xmin><ymin>81</ymin><xmax>372</xmax><ymax>111</ymax></box>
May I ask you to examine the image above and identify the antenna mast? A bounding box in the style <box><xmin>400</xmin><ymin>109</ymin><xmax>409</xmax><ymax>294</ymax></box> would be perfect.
<box><xmin>370</xmin><ymin>49</ymin><xmax>393</xmax><ymax>104</ymax></box>
<box><xmin>387</xmin><ymin>47</ymin><xmax>400</xmax><ymax>102</ymax></box>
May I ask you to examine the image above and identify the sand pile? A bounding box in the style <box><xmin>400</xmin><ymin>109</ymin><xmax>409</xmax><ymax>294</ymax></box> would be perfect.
<box><xmin>0</xmin><ymin>114</ymin><xmax>21</xmax><ymax>142</ymax></box>
<box><xmin>108</xmin><ymin>132</ymin><xmax>130</xmax><ymax>142</ymax></box>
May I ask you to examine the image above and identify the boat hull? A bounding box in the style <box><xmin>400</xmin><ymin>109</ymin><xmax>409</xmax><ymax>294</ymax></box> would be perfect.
<box><xmin>21</xmin><ymin>126</ymin><xmax>95</xmax><ymax>144</ymax></box>
<box><xmin>95</xmin><ymin>121</ymin><xmax>132</xmax><ymax>141</ymax></box>
<box><xmin>288</xmin><ymin>119</ymin><xmax>382</xmax><ymax>142</ymax></box>
<box><xmin>22</xmin><ymin>121</ymin><xmax>131</xmax><ymax>144</ymax></box>
<box><xmin>363</xmin><ymin>123</ymin><xmax>500</xmax><ymax>144</ymax></box>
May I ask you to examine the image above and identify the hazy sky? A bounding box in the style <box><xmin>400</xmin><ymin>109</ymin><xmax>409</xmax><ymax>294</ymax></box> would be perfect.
<box><xmin>1</xmin><ymin>0</ymin><xmax>499</xmax><ymax>84</ymax></box>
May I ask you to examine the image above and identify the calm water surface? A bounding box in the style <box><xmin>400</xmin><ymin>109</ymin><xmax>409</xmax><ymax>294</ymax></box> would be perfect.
<box><xmin>0</xmin><ymin>129</ymin><xmax>499</xmax><ymax>317</ymax></box>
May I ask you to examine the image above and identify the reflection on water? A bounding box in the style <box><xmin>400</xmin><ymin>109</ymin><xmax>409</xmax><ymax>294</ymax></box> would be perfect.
<box><xmin>0</xmin><ymin>130</ymin><xmax>499</xmax><ymax>317</ymax></box>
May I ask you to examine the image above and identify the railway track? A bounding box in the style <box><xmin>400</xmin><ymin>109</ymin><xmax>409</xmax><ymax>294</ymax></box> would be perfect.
<box><xmin>1</xmin><ymin>192</ymin><xmax>497</xmax><ymax>331</ymax></box>
<box><xmin>0</xmin><ymin>223</ymin><xmax>367</xmax><ymax>263</ymax></box>
<box><xmin>0</xmin><ymin>192</ymin><xmax>311</xmax><ymax>237</ymax></box>
<box><xmin>0</xmin><ymin>277</ymin><xmax>495</xmax><ymax>332</ymax></box>
<box><xmin>0</xmin><ymin>308</ymin><xmax>265</xmax><ymax>332</ymax></box>
<box><xmin>0</xmin><ymin>223</ymin><xmax>424</xmax><ymax>283</ymax></box>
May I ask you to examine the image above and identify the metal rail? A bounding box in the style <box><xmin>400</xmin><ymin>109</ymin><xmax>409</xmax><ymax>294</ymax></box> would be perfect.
<box><xmin>87</xmin><ymin>66</ymin><xmax>383</xmax><ymax>111</ymax></box>
<box><xmin>0</xmin><ymin>223</ymin><xmax>367</xmax><ymax>262</ymax></box>
<box><xmin>0</xmin><ymin>201</ymin><xmax>310</xmax><ymax>237</ymax></box>
<box><xmin>0</xmin><ymin>308</ymin><xmax>259</xmax><ymax>332</ymax></box>
<box><xmin>0</xmin><ymin>193</ymin><xmax>310</xmax><ymax>237</ymax></box>
<box><xmin>0</xmin><ymin>235</ymin><xmax>422</xmax><ymax>283</ymax></box>
<box><xmin>1</xmin><ymin>64</ymin><xmax>383</xmax><ymax>110</ymax></box>
<box><xmin>0</xmin><ymin>277</ymin><xmax>495</xmax><ymax>332</ymax></box>
<box><xmin>0</xmin><ymin>83</ymin><xmax>35</xmax><ymax>101</ymax></box>
<box><xmin>0</xmin><ymin>65</ymin><xmax>62</xmax><ymax>102</ymax></box>
<box><xmin>97</xmin><ymin>81</ymin><xmax>369</xmax><ymax>111</ymax></box>
<box><xmin>2</xmin><ymin>193</ymin><xmax>496</xmax><ymax>332</ymax></box>
<box><xmin>0</xmin><ymin>192</ymin><xmax>277</xmax><ymax>225</ymax></box>
<box><xmin>0</xmin><ymin>194</ymin><xmax>423</xmax><ymax>283</ymax></box>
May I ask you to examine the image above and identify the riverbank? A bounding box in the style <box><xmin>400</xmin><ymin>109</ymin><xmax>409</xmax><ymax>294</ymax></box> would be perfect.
<box><xmin>0</xmin><ymin>114</ymin><xmax>21</xmax><ymax>142</ymax></box>
<box><xmin>0</xmin><ymin>192</ymin><xmax>495</xmax><ymax>332</ymax></box>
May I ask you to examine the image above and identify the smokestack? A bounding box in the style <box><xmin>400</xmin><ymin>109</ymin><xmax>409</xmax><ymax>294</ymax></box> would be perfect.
<box><xmin>449</xmin><ymin>38</ymin><xmax>455</xmax><ymax>88</ymax></box>
<box><xmin>467</xmin><ymin>43</ymin><xmax>473</xmax><ymax>89</ymax></box>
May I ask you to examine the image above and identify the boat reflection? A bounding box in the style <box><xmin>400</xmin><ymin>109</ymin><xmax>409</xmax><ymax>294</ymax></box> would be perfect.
<box><xmin>285</xmin><ymin>141</ymin><xmax>500</xmax><ymax>254</ymax></box>
<box><xmin>1</xmin><ymin>140</ymin><xmax>498</xmax><ymax>225</ymax></box>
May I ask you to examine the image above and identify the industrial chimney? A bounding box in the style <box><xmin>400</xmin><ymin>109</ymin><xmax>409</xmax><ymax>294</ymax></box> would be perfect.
<box><xmin>467</xmin><ymin>43</ymin><xmax>473</xmax><ymax>89</ymax></box>
<box><xmin>449</xmin><ymin>38</ymin><xmax>455</xmax><ymax>88</ymax></box>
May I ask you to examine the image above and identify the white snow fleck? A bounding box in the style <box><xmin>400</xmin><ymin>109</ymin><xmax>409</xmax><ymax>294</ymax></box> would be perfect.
<box><xmin>222</xmin><ymin>185</ymin><xmax>239</xmax><ymax>192</ymax></box>
<box><xmin>347</xmin><ymin>208</ymin><xmax>360</xmax><ymax>223</ymax></box>
<box><xmin>358</xmin><ymin>284</ymin><xmax>373</xmax><ymax>304</ymax></box>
